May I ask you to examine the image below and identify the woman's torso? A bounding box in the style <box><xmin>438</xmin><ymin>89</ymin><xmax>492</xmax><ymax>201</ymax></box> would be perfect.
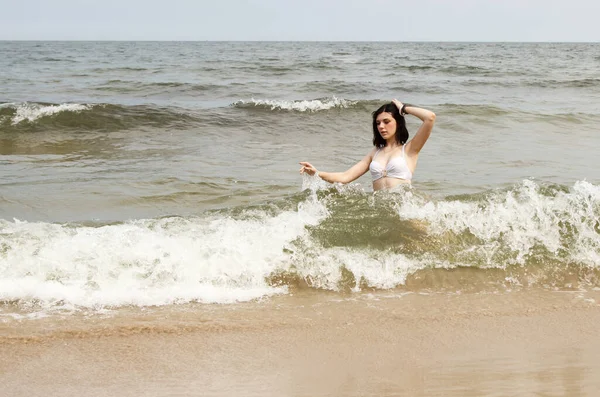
<box><xmin>369</xmin><ymin>144</ymin><xmax>417</xmax><ymax>191</ymax></box>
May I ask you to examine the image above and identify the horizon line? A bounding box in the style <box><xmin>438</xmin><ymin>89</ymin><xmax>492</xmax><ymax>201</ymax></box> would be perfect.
<box><xmin>1</xmin><ymin>39</ymin><xmax>599</xmax><ymax>44</ymax></box>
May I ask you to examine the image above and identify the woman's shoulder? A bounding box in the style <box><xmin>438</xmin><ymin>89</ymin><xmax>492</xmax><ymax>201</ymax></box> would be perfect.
<box><xmin>367</xmin><ymin>146</ymin><xmax>379</xmax><ymax>158</ymax></box>
<box><xmin>360</xmin><ymin>147</ymin><xmax>378</xmax><ymax>163</ymax></box>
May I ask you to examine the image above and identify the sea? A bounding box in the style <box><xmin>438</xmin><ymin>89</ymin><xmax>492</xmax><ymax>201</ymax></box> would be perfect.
<box><xmin>1</xmin><ymin>41</ymin><xmax>599</xmax><ymax>321</ymax></box>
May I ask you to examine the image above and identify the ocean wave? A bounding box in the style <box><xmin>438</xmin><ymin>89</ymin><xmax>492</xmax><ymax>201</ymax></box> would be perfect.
<box><xmin>435</xmin><ymin>103</ymin><xmax>600</xmax><ymax>123</ymax></box>
<box><xmin>93</xmin><ymin>80</ymin><xmax>223</xmax><ymax>94</ymax></box>
<box><xmin>1</xmin><ymin>180</ymin><xmax>599</xmax><ymax>315</ymax></box>
<box><xmin>459</xmin><ymin>77</ymin><xmax>600</xmax><ymax>90</ymax></box>
<box><xmin>233</xmin><ymin>97</ymin><xmax>363</xmax><ymax>112</ymax></box>
<box><xmin>397</xmin><ymin>180</ymin><xmax>600</xmax><ymax>266</ymax></box>
<box><xmin>525</xmin><ymin>78</ymin><xmax>600</xmax><ymax>89</ymax></box>
<box><xmin>403</xmin><ymin>65</ymin><xmax>435</xmax><ymax>72</ymax></box>
<box><xmin>282</xmin><ymin>179</ymin><xmax>600</xmax><ymax>291</ymax></box>
<box><xmin>295</xmin><ymin>61</ymin><xmax>345</xmax><ymax>71</ymax></box>
<box><xmin>0</xmin><ymin>102</ymin><xmax>90</xmax><ymax>125</ymax></box>
<box><xmin>40</xmin><ymin>57</ymin><xmax>78</xmax><ymax>63</ymax></box>
<box><xmin>0</xmin><ymin>102</ymin><xmax>199</xmax><ymax>132</ymax></box>
<box><xmin>90</xmin><ymin>66</ymin><xmax>150</xmax><ymax>73</ymax></box>
<box><xmin>0</xmin><ymin>194</ymin><xmax>329</xmax><ymax>312</ymax></box>
<box><xmin>439</xmin><ymin>65</ymin><xmax>502</xmax><ymax>77</ymax></box>
<box><xmin>295</xmin><ymin>80</ymin><xmax>371</xmax><ymax>95</ymax></box>
<box><xmin>231</xmin><ymin>100</ymin><xmax>538</xmax><ymax>116</ymax></box>
<box><xmin>435</xmin><ymin>103</ymin><xmax>510</xmax><ymax>116</ymax></box>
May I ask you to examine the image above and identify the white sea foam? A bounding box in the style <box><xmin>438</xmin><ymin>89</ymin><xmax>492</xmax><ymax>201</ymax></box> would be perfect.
<box><xmin>397</xmin><ymin>180</ymin><xmax>600</xmax><ymax>267</ymax></box>
<box><xmin>236</xmin><ymin>97</ymin><xmax>356</xmax><ymax>112</ymax></box>
<box><xmin>0</xmin><ymin>195</ymin><xmax>329</xmax><ymax>311</ymax></box>
<box><xmin>1</xmin><ymin>180</ymin><xmax>599</xmax><ymax>315</ymax></box>
<box><xmin>290</xmin><ymin>244</ymin><xmax>425</xmax><ymax>291</ymax></box>
<box><xmin>7</xmin><ymin>102</ymin><xmax>90</xmax><ymax>124</ymax></box>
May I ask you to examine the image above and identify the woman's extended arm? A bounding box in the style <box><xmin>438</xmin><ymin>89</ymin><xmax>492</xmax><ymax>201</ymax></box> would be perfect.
<box><xmin>299</xmin><ymin>151</ymin><xmax>373</xmax><ymax>184</ymax></box>
<box><xmin>393</xmin><ymin>99</ymin><xmax>436</xmax><ymax>156</ymax></box>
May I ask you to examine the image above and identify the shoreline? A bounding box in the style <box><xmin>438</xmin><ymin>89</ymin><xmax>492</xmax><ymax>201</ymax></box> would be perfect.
<box><xmin>2</xmin><ymin>289</ymin><xmax>600</xmax><ymax>396</ymax></box>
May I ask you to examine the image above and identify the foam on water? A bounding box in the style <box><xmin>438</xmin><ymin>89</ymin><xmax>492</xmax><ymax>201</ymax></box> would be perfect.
<box><xmin>0</xmin><ymin>195</ymin><xmax>329</xmax><ymax>311</ymax></box>
<box><xmin>1</xmin><ymin>180</ymin><xmax>599</xmax><ymax>315</ymax></box>
<box><xmin>234</xmin><ymin>97</ymin><xmax>356</xmax><ymax>112</ymax></box>
<box><xmin>3</xmin><ymin>102</ymin><xmax>91</xmax><ymax>124</ymax></box>
<box><xmin>288</xmin><ymin>243</ymin><xmax>423</xmax><ymax>291</ymax></box>
<box><xmin>397</xmin><ymin>180</ymin><xmax>600</xmax><ymax>267</ymax></box>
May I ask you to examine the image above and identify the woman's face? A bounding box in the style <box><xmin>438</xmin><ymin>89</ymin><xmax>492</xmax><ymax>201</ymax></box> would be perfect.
<box><xmin>375</xmin><ymin>112</ymin><xmax>397</xmax><ymax>140</ymax></box>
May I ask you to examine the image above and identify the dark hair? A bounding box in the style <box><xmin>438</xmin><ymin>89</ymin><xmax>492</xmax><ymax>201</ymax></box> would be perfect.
<box><xmin>372</xmin><ymin>102</ymin><xmax>409</xmax><ymax>147</ymax></box>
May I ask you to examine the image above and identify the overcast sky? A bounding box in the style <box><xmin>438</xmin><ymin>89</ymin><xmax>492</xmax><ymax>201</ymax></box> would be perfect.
<box><xmin>1</xmin><ymin>0</ymin><xmax>599</xmax><ymax>42</ymax></box>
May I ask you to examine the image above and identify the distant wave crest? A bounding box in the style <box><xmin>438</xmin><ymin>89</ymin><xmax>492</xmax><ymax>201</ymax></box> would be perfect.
<box><xmin>233</xmin><ymin>97</ymin><xmax>359</xmax><ymax>112</ymax></box>
<box><xmin>1</xmin><ymin>102</ymin><xmax>90</xmax><ymax>125</ymax></box>
<box><xmin>0</xmin><ymin>101</ymin><xmax>197</xmax><ymax>132</ymax></box>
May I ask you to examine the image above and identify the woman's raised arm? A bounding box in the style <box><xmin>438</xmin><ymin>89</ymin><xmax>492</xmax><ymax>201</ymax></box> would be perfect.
<box><xmin>392</xmin><ymin>99</ymin><xmax>436</xmax><ymax>156</ymax></box>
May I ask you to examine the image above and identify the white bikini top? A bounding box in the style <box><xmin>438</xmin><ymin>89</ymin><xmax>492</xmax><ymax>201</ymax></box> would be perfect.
<box><xmin>369</xmin><ymin>145</ymin><xmax>413</xmax><ymax>181</ymax></box>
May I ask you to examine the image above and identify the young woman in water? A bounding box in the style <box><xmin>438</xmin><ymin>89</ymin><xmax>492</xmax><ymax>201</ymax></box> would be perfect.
<box><xmin>299</xmin><ymin>99</ymin><xmax>436</xmax><ymax>190</ymax></box>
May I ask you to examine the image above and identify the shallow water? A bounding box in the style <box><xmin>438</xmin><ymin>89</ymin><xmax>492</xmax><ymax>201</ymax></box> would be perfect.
<box><xmin>1</xmin><ymin>41</ymin><xmax>600</xmax><ymax>317</ymax></box>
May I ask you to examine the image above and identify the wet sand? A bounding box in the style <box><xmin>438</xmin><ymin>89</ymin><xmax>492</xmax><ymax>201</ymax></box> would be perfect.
<box><xmin>2</xmin><ymin>289</ymin><xmax>600</xmax><ymax>397</ymax></box>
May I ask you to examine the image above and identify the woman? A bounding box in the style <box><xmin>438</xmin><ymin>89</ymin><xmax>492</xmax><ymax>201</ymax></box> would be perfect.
<box><xmin>299</xmin><ymin>99</ymin><xmax>436</xmax><ymax>191</ymax></box>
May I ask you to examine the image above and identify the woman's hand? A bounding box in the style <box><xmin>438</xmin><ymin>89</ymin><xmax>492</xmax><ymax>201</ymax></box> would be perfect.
<box><xmin>299</xmin><ymin>162</ymin><xmax>318</xmax><ymax>176</ymax></box>
<box><xmin>392</xmin><ymin>99</ymin><xmax>404</xmax><ymax>112</ymax></box>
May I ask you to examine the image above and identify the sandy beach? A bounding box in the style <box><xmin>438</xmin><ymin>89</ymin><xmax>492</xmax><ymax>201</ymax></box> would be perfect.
<box><xmin>2</xmin><ymin>289</ymin><xmax>600</xmax><ymax>397</ymax></box>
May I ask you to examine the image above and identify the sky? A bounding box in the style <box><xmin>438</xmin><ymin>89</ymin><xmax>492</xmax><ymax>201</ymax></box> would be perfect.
<box><xmin>1</xmin><ymin>0</ymin><xmax>599</xmax><ymax>42</ymax></box>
